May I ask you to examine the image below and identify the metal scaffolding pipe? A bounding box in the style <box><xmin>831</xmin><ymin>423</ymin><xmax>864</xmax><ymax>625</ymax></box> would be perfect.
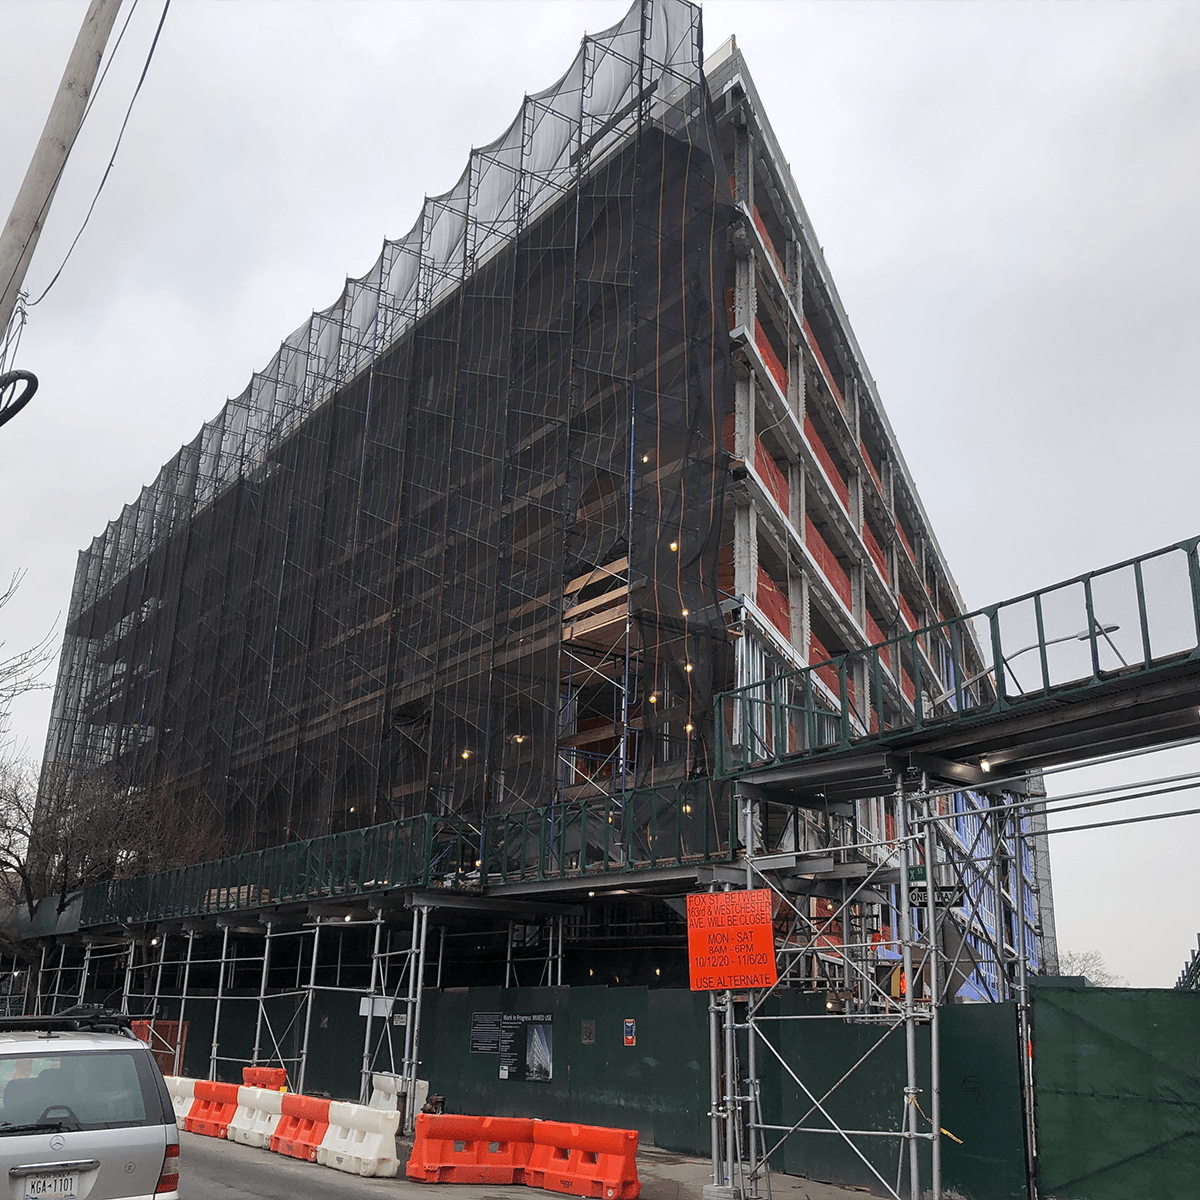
<box><xmin>77</xmin><ymin>942</ymin><xmax>93</xmax><ymax>1006</ymax></box>
<box><xmin>401</xmin><ymin>909</ymin><xmax>418</xmax><ymax>1099</ymax></box>
<box><xmin>556</xmin><ymin>915</ymin><xmax>565</xmax><ymax>986</ymax></box>
<box><xmin>405</xmin><ymin>905</ymin><xmax>431</xmax><ymax>1135</ymax></box>
<box><xmin>744</xmin><ymin>792</ymin><xmax>760</xmax><ymax>1196</ymax></box>
<box><xmin>723</xmin><ymin>988</ymin><xmax>736</xmax><ymax>1190</ymax></box>
<box><xmin>209</xmin><ymin>924</ymin><xmax>231</xmax><ymax>1081</ymax></box>
<box><xmin>1013</xmin><ymin>809</ymin><xmax>1037</xmax><ymax>1200</ymax></box>
<box><xmin>120</xmin><ymin>940</ymin><xmax>135</xmax><ymax>1013</ymax></box>
<box><xmin>252</xmin><ymin>922</ymin><xmax>273</xmax><ymax>1067</ymax></box>
<box><xmin>894</xmin><ymin>774</ymin><xmax>921</xmax><ymax>1200</ymax></box>
<box><xmin>360</xmin><ymin>910</ymin><xmax>384</xmax><ymax>1104</ymax></box>
<box><xmin>297</xmin><ymin>918</ymin><xmax>322</xmax><ymax>1095</ymax></box>
<box><xmin>149</xmin><ymin>934</ymin><xmax>167</xmax><ymax>1055</ymax></box>
<box><xmin>505</xmin><ymin>920</ymin><xmax>514</xmax><ymax>988</ymax></box>
<box><xmin>174</xmin><ymin>930</ymin><xmax>195</xmax><ymax>1076</ymax></box>
<box><xmin>709</xmin><ymin>990</ymin><xmax>722</xmax><ymax>1187</ymax></box>
<box><xmin>922</xmin><ymin>787</ymin><xmax>943</xmax><ymax>1200</ymax></box>
<box><xmin>34</xmin><ymin>945</ymin><xmax>46</xmax><ymax>1015</ymax></box>
<box><xmin>436</xmin><ymin>924</ymin><xmax>446</xmax><ymax>990</ymax></box>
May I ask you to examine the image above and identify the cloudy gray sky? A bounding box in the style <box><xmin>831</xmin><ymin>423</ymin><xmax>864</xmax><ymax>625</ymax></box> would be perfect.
<box><xmin>1</xmin><ymin>0</ymin><xmax>1197</xmax><ymax>986</ymax></box>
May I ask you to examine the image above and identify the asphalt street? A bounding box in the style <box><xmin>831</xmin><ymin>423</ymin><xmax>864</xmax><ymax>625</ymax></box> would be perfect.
<box><xmin>178</xmin><ymin>1130</ymin><xmax>866</xmax><ymax>1200</ymax></box>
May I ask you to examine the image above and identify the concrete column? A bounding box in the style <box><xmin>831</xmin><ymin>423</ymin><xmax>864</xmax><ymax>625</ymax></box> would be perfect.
<box><xmin>734</xmin><ymin>366</ymin><xmax>754</xmax><ymax>460</ymax></box>
<box><xmin>733</xmin><ymin>503</ymin><xmax>757</xmax><ymax>603</ymax></box>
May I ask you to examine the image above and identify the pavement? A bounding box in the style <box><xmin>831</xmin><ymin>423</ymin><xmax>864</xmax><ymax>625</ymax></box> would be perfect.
<box><xmin>180</xmin><ymin>1130</ymin><xmax>872</xmax><ymax>1200</ymax></box>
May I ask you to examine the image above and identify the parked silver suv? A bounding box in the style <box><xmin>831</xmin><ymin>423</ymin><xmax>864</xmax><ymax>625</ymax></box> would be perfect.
<box><xmin>0</xmin><ymin>1008</ymin><xmax>178</xmax><ymax>1200</ymax></box>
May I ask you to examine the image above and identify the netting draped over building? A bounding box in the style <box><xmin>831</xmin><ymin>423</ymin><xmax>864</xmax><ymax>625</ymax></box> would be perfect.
<box><xmin>44</xmin><ymin>0</ymin><xmax>733</xmax><ymax>850</ymax></box>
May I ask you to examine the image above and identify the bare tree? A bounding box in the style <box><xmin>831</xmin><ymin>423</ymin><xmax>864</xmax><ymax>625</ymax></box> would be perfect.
<box><xmin>1058</xmin><ymin>949</ymin><xmax>1128</xmax><ymax>987</ymax></box>
<box><xmin>0</xmin><ymin>571</ymin><xmax>56</xmax><ymax>747</ymax></box>
<box><xmin>0</xmin><ymin>758</ymin><xmax>225</xmax><ymax>919</ymax></box>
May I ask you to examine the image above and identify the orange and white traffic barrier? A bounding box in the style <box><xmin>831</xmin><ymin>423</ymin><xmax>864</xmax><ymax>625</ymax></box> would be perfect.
<box><xmin>164</xmin><ymin>1075</ymin><xmax>194</xmax><ymax>1126</ymax></box>
<box><xmin>316</xmin><ymin>1100</ymin><xmax>401</xmax><ymax>1177</ymax></box>
<box><xmin>525</xmin><ymin>1121</ymin><xmax>640</xmax><ymax>1200</ymax></box>
<box><xmin>227</xmin><ymin>1085</ymin><xmax>284</xmax><ymax>1150</ymax></box>
<box><xmin>183</xmin><ymin>1080</ymin><xmax>240</xmax><ymax>1140</ymax></box>
<box><xmin>270</xmin><ymin>1092</ymin><xmax>332</xmax><ymax>1162</ymax></box>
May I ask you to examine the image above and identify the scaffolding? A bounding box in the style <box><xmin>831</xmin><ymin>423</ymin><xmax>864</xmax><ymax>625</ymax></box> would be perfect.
<box><xmin>41</xmin><ymin>0</ymin><xmax>732</xmax><ymax>854</ymax></box>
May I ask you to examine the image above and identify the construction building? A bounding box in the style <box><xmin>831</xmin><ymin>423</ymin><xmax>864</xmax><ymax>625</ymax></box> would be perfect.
<box><xmin>27</xmin><ymin>4</ymin><xmax>1064</xmax><ymax>1186</ymax></box>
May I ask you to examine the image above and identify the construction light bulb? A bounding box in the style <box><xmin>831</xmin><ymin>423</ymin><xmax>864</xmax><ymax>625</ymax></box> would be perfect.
<box><xmin>980</xmin><ymin>759</ymin><xmax>991</xmax><ymax>773</ymax></box>
<box><xmin>461</xmin><ymin>750</ymin><xmax>470</xmax><ymax>759</ymax></box>
<box><xmin>649</xmin><ymin>694</ymin><xmax>657</xmax><ymax>703</ymax></box>
<box><xmin>685</xmin><ymin>662</ymin><xmax>693</xmax><ymax>672</ymax></box>
<box><xmin>513</xmin><ymin>734</ymin><xmax>525</xmax><ymax>743</ymax></box>
<box><xmin>150</xmin><ymin>938</ymin><xmax>159</xmax><ymax>946</ymax></box>
<box><xmin>642</xmin><ymin>454</ymin><xmax>650</xmax><ymax>464</ymax></box>
<box><xmin>655</xmin><ymin>968</ymin><xmax>661</xmax><ymax>976</ymax></box>
<box><xmin>826</xmin><ymin>1000</ymin><xmax>834</xmax><ymax>1011</ymax></box>
<box><xmin>475</xmin><ymin>859</ymin><xmax>482</xmax><ymax>867</ymax></box>
<box><xmin>588</xmin><ymin>891</ymin><xmax>595</xmax><ymax>897</ymax></box>
<box><xmin>685</xmin><ymin>723</ymin><xmax>694</xmax><ymax>733</ymax></box>
<box><xmin>681</xmin><ymin>607</ymin><xmax>689</xmax><ymax>616</ymax></box>
<box><xmin>344</xmin><ymin>915</ymin><xmax>352</xmax><ymax>923</ymax></box>
<box><xmin>669</xmin><ymin>541</ymin><xmax>678</xmax><ymax>552</ymax></box>
<box><xmin>349</xmin><ymin>806</ymin><xmax>355</xmax><ymax>813</ymax></box>
<box><xmin>682</xmin><ymin>803</ymin><xmax>692</xmax><ymax>814</ymax></box>
<box><xmin>589</xmin><ymin>969</ymin><xmax>594</xmax><ymax>977</ymax></box>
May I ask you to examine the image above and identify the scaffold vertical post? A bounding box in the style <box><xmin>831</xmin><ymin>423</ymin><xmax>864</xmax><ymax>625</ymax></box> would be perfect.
<box><xmin>922</xmin><ymin>781</ymin><xmax>942</xmax><ymax>1200</ymax></box>
<box><xmin>744</xmin><ymin>791</ymin><xmax>760</xmax><ymax>1197</ymax></box>
<box><xmin>405</xmin><ymin>904</ymin><xmax>430</xmax><ymax>1135</ymax></box>
<box><xmin>252</xmin><ymin>921</ymin><xmax>273</xmax><ymax>1068</ymax></box>
<box><xmin>401</xmin><ymin>909</ymin><xmax>418</xmax><ymax>1102</ymax></box>
<box><xmin>436</xmin><ymin>924</ymin><xmax>446</xmax><ymax>989</ymax></box>
<box><xmin>33</xmin><ymin>945</ymin><xmax>45</xmax><ymax>1015</ymax></box>
<box><xmin>557</xmin><ymin>915</ymin><xmax>565</xmax><ymax>985</ymax></box>
<box><xmin>52</xmin><ymin>943</ymin><xmax>65</xmax><ymax>1014</ymax></box>
<box><xmin>77</xmin><ymin>942</ymin><xmax>93</xmax><ymax>1006</ymax></box>
<box><xmin>1012</xmin><ymin>805</ymin><xmax>1037</xmax><ymax>1200</ymax></box>
<box><xmin>175</xmin><ymin>929</ymin><xmax>195</xmax><ymax>1075</ymax></box>
<box><xmin>149</xmin><ymin>934</ymin><xmax>167</xmax><ymax>1052</ymax></box>
<box><xmin>360</xmin><ymin>908</ymin><xmax>384</xmax><ymax>1103</ymax></box>
<box><xmin>120</xmin><ymin>939</ymin><xmax>135</xmax><ymax>1013</ymax></box>
<box><xmin>710</xmin><ymin>988</ymin><xmax>723</xmax><ymax>1187</ymax></box>
<box><xmin>894</xmin><ymin>772</ymin><xmax>921</xmax><ymax>1200</ymax></box>
<box><xmin>298</xmin><ymin>917</ymin><xmax>322</xmax><ymax>1094</ymax></box>
<box><xmin>209</xmin><ymin>924</ymin><xmax>230</xmax><ymax>1082</ymax></box>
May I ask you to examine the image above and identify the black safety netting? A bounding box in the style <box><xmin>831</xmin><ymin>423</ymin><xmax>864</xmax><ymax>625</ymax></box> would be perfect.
<box><xmin>43</xmin><ymin>0</ymin><xmax>734</xmax><ymax>852</ymax></box>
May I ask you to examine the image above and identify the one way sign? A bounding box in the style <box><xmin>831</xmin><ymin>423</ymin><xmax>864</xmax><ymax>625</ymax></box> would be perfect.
<box><xmin>909</xmin><ymin>886</ymin><xmax>966</xmax><ymax>907</ymax></box>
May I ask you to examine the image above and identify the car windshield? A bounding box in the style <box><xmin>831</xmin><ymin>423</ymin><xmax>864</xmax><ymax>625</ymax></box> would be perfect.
<box><xmin>0</xmin><ymin>1050</ymin><xmax>157</xmax><ymax>1133</ymax></box>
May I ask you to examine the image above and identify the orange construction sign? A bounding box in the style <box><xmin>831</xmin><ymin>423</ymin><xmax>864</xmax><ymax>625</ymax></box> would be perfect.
<box><xmin>686</xmin><ymin>889</ymin><xmax>778</xmax><ymax>991</ymax></box>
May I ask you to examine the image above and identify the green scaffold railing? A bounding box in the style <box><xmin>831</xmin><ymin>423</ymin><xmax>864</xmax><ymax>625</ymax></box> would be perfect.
<box><xmin>79</xmin><ymin>779</ymin><xmax>736</xmax><ymax>928</ymax></box>
<box><xmin>716</xmin><ymin>535</ymin><xmax>1200</xmax><ymax>776</ymax></box>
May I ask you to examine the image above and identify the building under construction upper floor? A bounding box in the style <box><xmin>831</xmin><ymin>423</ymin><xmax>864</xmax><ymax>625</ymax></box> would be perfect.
<box><xmin>44</xmin><ymin>1</ymin><xmax>973</xmax><ymax>843</ymax></box>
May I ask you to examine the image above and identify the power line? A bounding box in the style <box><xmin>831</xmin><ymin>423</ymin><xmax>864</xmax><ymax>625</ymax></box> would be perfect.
<box><xmin>29</xmin><ymin>0</ymin><xmax>171</xmax><ymax>308</ymax></box>
<box><xmin>0</xmin><ymin>0</ymin><xmax>141</xmax><ymax>324</ymax></box>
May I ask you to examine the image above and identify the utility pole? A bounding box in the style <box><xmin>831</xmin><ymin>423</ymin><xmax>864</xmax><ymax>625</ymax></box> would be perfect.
<box><xmin>0</xmin><ymin>0</ymin><xmax>123</xmax><ymax>339</ymax></box>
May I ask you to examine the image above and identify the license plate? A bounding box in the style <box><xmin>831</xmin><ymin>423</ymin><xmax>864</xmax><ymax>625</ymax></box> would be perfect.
<box><xmin>24</xmin><ymin>1174</ymin><xmax>78</xmax><ymax>1199</ymax></box>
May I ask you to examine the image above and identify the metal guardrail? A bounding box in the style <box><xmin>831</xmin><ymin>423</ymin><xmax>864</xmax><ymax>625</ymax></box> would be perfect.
<box><xmin>716</xmin><ymin>536</ymin><xmax>1200</xmax><ymax>775</ymax></box>
<box><xmin>79</xmin><ymin>780</ymin><xmax>735</xmax><ymax>928</ymax></box>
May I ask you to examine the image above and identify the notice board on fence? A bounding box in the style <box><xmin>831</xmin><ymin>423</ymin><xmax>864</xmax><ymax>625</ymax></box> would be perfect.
<box><xmin>687</xmin><ymin>889</ymin><xmax>778</xmax><ymax>990</ymax></box>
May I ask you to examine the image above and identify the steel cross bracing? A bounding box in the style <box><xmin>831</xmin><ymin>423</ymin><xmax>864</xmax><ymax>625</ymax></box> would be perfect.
<box><xmin>716</xmin><ymin>771</ymin><xmax>1043</xmax><ymax>1200</ymax></box>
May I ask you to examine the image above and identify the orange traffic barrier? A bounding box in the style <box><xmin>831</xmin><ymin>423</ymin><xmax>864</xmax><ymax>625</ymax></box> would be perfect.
<box><xmin>407</xmin><ymin>1114</ymin><xmax>536</xmax><ymax>1185</ymax></box>
<box><xmin>270</xmin><ymin>1093</ymin><xmax>332</xmax><ymax>1162</ymax></box>
<box><xmin>183</xmin><ymin>1080</ymin><xmax>240</xmax><ymax>1139</ymax></box>
<box><xmin>243</xmin><ymin>1066</ymin><xmax>288</xmax><ymax>1090</ymax></box>
<box><xmin>525</xmin><ymin>1121</ymin><xmax>640</xmax><ymax>1200</ymax></box>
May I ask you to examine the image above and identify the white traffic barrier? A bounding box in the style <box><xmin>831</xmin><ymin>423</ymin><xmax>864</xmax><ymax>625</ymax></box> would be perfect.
<box><xmin>164</xmin><ymin>1075</ymin><xmax>195</xmax><ymax>1126</ymax></box>
<box><xmin>368</xmin><ymin>1073</ymin><xmax>399</xmax><ymax>1110</ymax></box>
<box><xmin>316</xmin><ymin>1100</ymin><xmax>400</xmax><ymax>1177</ymax></box>
<box><xmin>226</xmin><ymin>1085</ymin><xmax>283</xmax><ymax>1149</ymax></box>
